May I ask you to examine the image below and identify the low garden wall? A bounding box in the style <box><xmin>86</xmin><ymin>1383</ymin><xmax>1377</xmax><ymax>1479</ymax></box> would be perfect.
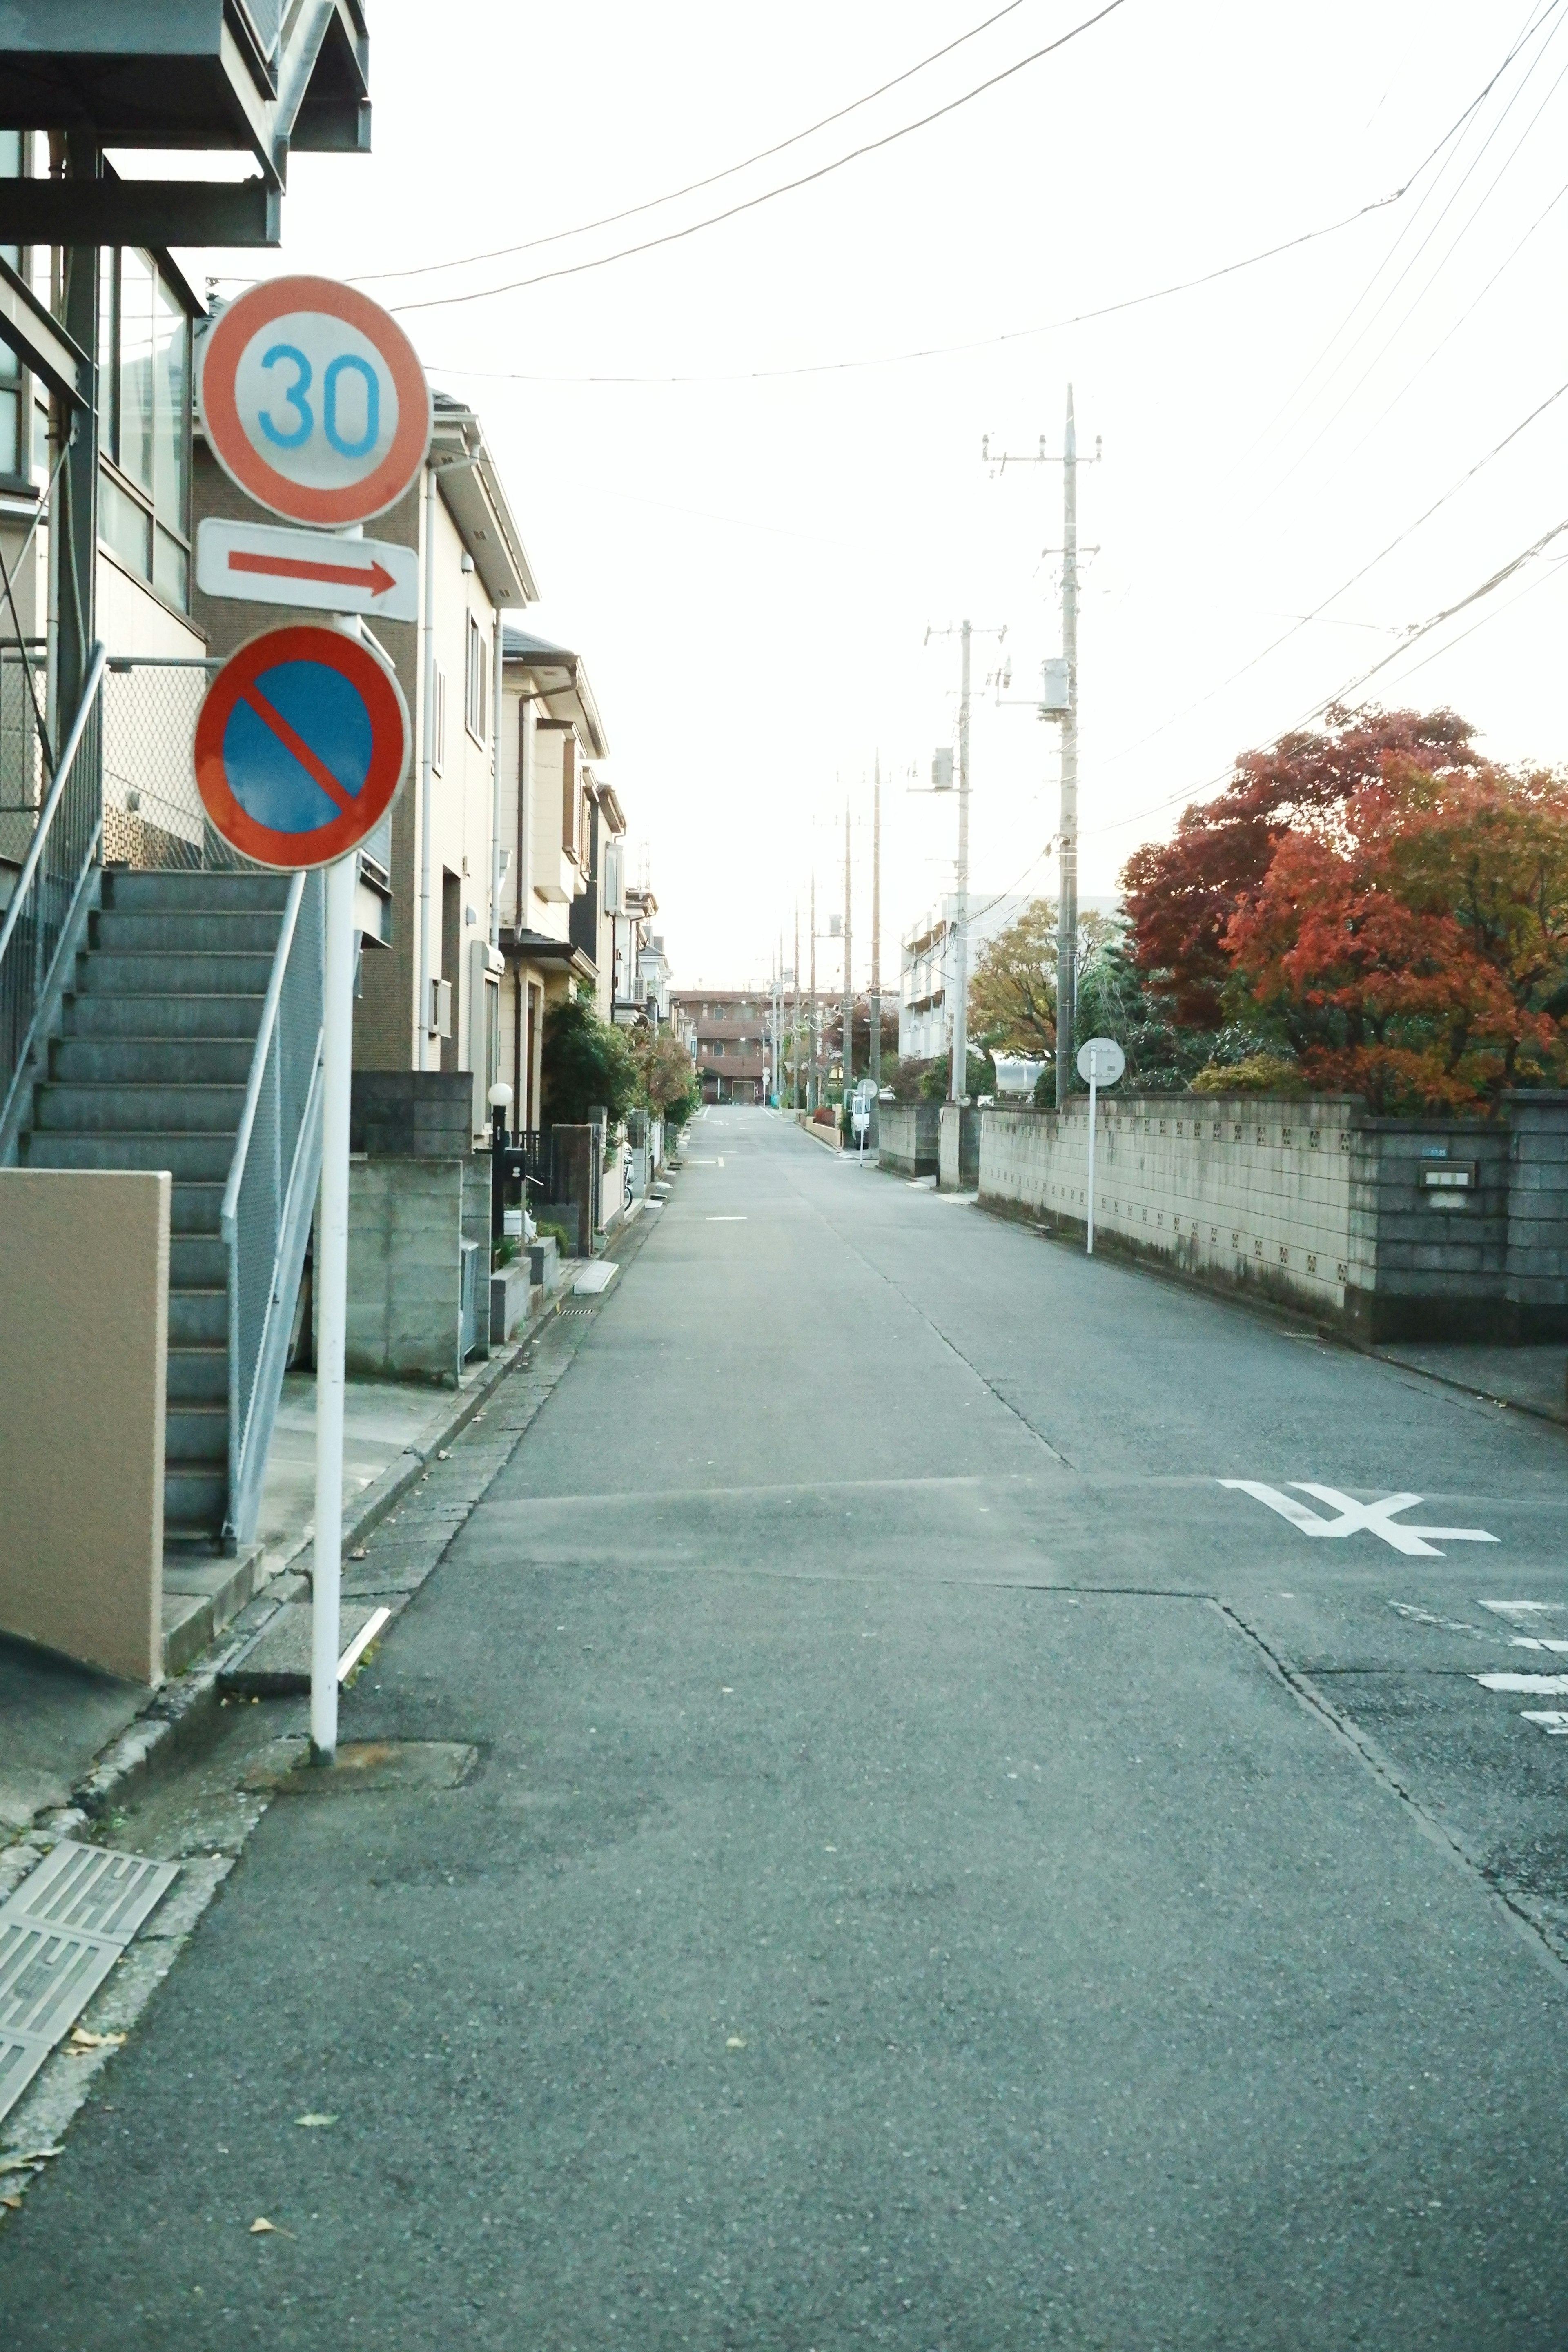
<box><xmin>979</xmin><ymin>1091</ymin><xmax>1568</xmax><ymax>1341</ymax></box>
<box><xmin>879</xmin><ymin>1102</ymin><xmax>941</xmax><ymax>1178</ymax></box>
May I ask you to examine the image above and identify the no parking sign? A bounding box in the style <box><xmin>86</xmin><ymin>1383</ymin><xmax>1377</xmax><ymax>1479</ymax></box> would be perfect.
<box><xmin>193</xmin><ymin>623</ymin><xmax>410</xmax><ymax>870</ymax></box>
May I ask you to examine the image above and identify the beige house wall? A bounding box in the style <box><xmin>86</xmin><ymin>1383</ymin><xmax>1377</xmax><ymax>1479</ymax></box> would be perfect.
<box><xmin>0</xmin><ymin>1170</ymin><xmax>169</xmax><ymax>1682</ymax></box>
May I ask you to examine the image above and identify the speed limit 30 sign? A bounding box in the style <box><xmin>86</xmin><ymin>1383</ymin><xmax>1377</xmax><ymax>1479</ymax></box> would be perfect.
<box><xmin>197</xmin><ymin>274</ymin><xmax>432</xmax><ymax>528</ymax></box>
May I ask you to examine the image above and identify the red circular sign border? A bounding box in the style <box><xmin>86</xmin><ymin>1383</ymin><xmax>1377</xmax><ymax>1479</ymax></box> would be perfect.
<box><xmin>199</xmin><ymin>275</ymin><xmax>432</xmax><ymax>526</ymax></box>
<box><xmin>194</xmin><ymin>623</ymin><xmax>410</xmax><ymax>871</ymax></box>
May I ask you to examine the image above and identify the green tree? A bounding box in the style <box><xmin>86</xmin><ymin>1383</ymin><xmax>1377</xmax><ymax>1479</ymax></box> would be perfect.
<box><xmin>968</xmin><ymin>898</ymin><xmax>1059</xmax><ymax>1058</ymax></box>
<box><xmin>540</xmin><ymin>993</ymin><xmax>639</xmax><ymax>1126</ymax></box>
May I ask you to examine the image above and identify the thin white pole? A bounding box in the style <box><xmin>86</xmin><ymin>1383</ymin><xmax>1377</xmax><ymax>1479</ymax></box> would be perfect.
<box><xmin>417</xmin><ymin>462</ymin><xmax>437</xmax><ymax>1069</ymax></box>
<box><xmin>312</xmin><ymin>849</ymin><xmax>358</xmax><ymax>1762</ymax></box>
<box><xmin>1086</xmin><ymin>1069</ymin><xmax>1097</xmax><ymax>1256</ymax></box>
<box><xmin>950</xmin><ymin>619</ymin><xmax>971</xmax><ymax>1105</ymax></box>
<box><xmin>490</xmin><ymin>608</ymin><xmax>503</xmax><ymax>949</ymax></box>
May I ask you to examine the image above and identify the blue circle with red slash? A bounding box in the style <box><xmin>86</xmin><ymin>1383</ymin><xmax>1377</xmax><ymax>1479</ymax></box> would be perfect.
<box><xmin>194</xmin><ymin>623</ymin><xmax>409</xmax><ymax>870</ymax></box>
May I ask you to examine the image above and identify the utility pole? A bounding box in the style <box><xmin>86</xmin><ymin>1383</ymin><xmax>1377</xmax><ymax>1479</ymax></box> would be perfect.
<box><xmin>793</xmin><ymin>902</ymin><xmax>800</xmax><ymax>1110</ymax></box>
<box><xmin>981</xmin><ymin>388</ymin><xmax>1098</xmax><ymax>1112</ymax></box>
<box><xmin>949</xmin><ymin>619</ymin><xmax>972</xmax><ymax>1105</ymax></box>
<box><xmin>1057</xmin><ymin>387</ymin><xmax>1079</xmax><ymax>1112</ymax></box>
<box><xmin>843</xmin><ymin>793</ymin><xmax>853</xmax><ymax>1094</ymax></box>
<box><xmin>808</xmin><ymin>871</ymin><xmax>818</xmax><ymax>1111</ymax></box>
<box><xmin>870</xmin><ymin>754</ymin><xmax>882</xmax><ymax>1096</ymax></box>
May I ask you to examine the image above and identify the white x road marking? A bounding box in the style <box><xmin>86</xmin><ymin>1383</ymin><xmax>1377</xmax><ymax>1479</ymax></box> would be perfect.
<box><xmin>1219</xmin><ymin>1481</ymin><xmax>1499</xmax><ymax>1557</ymax></box>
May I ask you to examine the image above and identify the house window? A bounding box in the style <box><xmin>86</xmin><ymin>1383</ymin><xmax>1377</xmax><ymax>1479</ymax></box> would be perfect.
<box><xmin>465</xmin><ymin>610</ymin><xmax>487</xmax><ymax>743</ymax></box>
<box><xmin>0</xmin><ymin>134</ymin><xmax>26</xmax><ymax>488</ymax></box>
<box><xmin>97</xmin><ymin>247</ymin><xmax>192</xmax><ymax>608</ymax></box>
<box><xmin>432</xmin><ymin>668</ymin><xmax>447</xmax><ymax>775</ymax></box>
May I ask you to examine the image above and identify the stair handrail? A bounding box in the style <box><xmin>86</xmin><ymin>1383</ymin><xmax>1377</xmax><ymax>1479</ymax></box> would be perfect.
<box><xmin>0</xmin><ymin>640</ymin><xmax>107</xmax><ymax>1148</ymax></box>
<box><xmin>0</xmin><ymin>639</ymin><xmax>106</xmax><ymax>977</ymax></box>
<box><xmin>219</xmin><ymin>869</ymin><xmax>307</xmax><ymax>1246</ymax></box>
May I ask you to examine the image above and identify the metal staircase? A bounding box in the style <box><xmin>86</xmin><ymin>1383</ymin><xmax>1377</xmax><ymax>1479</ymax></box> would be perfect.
<box><xmin>18</xmin><ymin>866</ymin><xmax>324</xmax><ymax>1551</ymax></box>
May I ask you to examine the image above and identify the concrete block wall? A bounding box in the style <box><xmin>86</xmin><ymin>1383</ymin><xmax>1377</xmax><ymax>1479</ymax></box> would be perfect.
<box><xmin>938</xmin><ymin>1105</ymin><xmax>981</xmax><ymax>1192</ymax></box>
<box><xmin>980</xmin><ymin>1091</ymin><xmax>1568</xmax><ymax>1339</ymax></box>
<box><xmin>879</xmin><ymin>1102</ymin><xmax>941</xmax><ymax>1178</ymax></box>
<box><xmin>1348</xmin><ymin>1120</ymin><xmax>1510</xmax><ymax>1339</ymax></box>
<box><xmin>347</xmin><ymin>1156</ymin><xmax>466</xmax><ymax>1385</ymax></box>
<box><xmin>982</xmin><ymin>1096</ymin><xmax>1364</xmax><ymax>1321</ymax></box>
<box><xmin>1506</xmin><ymin>1094</ymin><xmax>1568</xmax><ymax>1333</ymax></box>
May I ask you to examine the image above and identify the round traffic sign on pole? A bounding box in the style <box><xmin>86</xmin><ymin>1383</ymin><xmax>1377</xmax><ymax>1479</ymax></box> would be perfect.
<box><xmin>194</xmin><ymin>623</ymin><xmax>410</xmax><ymax>870</ymax></box>
<box><xmin>198</xmin><ymin>275</ymin><xmax>432</xmax><ymax>527</ymax></box>
<box><xmin>1076</xmin><ymin>1036</ymin><xmax>1126</xmax><ymax>1087</ymax></box>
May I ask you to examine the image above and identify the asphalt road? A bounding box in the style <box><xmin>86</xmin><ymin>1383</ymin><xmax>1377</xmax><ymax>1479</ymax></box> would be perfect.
<box><xmin>6</xmin><ymin>1104</ymin><xmax>1568</xmax><ymax>2349</ymax></box>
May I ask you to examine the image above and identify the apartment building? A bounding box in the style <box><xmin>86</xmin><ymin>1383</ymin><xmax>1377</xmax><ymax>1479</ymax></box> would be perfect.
<box><xmin>671</xmin><ymin>990</ymin><xmax>771</xmax><ymax>1104</ymax></box>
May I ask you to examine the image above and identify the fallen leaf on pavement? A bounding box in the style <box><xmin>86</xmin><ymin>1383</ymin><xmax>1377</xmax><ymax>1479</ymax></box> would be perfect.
<box><xmin>2</xmin><ymin>2194</ymin><xmax>22</xmax><ymax>2209</ymax></box>
<box><xmin>0</xmin><ymin>2151</ymin><xmax>61</xmax><ymax>2174</ymax></box>
<box><xmin>67</xmin><ymin>2028</ymin><xmax>125</xmax><ymax>2052</ymax></box>
<box><xmin>437</xmin><ymin>1449</ymin><xmax>452</xmax><ymax>1460</ymax></box>
<box><xmin>250</xmin><ymin>2218</ymin><xmax>293</xmax><ymax>2236</ymax></box>
<box><xmin>726</xmin><ymin>2036</ymin><xmax>747</xmax><ymax>2049</ymax></box>
<box><xmin>294</xmin><ymin>2114</ymin><xmax>336</xmax><ymax>2128</ymax></box>
<box><xmin>348</xmin><ymin>1548</ymin><xmax>368</xmax><ymax>1560</ymax></box>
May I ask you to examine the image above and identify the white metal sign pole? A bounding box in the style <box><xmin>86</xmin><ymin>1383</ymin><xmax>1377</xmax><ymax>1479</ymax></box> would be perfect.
<box><xmin>311</xmin><ymin>846</ymin><xmax>357</xmax><ymax>1762</ymax></box>
<box><xmin>1086</xmin><ymin>1070</ymin><xmax>1098</xmax><ymax>1256</ymax></box>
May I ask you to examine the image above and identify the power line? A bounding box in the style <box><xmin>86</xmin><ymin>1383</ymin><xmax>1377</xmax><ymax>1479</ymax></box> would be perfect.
<box><xmin>389</xmin><ymin>0</ymin><xmax>1134</xmax><ymax>314</ymax></box>
<box><xmin>1243</xmin><ymin>0</ymin><xmax>1564</xmax><ymax>464</ymax></box>
<box><xmin>352</xmin><ymin>0</ymin><xmax>1033</xmax><ymax>284</ymax></box>
<box><xmin>1268</xmin><ymin>13</ymin><xmax>1568</xmax><ymax>492</ymax></box>
<box><xmin>422</xmin><ymin>190</ymin><xmax>1442</xmax><ymax>389</ymax></box>
<box><xmin>1095</xmin><ymin>370</ymin><xmax>1568</xmax><ymax>775</ymax></box>
<box><xmin>1085</xmin><ymin>506</ymin><xmax>1568</xmax><ymax>848</ymax></box>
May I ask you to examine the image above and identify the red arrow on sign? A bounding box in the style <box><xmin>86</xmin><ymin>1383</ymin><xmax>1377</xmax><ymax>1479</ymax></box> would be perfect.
<box><xmin>228</xmin><ymin>549</ymin><xmax>398</xmax><ymax>598</ymax></box>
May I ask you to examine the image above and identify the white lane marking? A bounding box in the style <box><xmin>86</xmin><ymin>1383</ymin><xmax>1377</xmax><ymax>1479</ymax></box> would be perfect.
<box><xmin>706</xmin><ymin>1215</ymin><xmax>746</xmax><ymax>1222</ymax></box>
<box><xmin>717</xmin><ymin>1156</ymin><xmax>725</xmax><ymax>1166</ymax></box>
<box><xmin>1219</xmin><ymin>1481</ymin><xmax>1499</xmax><ymax>1556</ymax></box>
<box><xmin>1521</xmin><ymin>1712</ymin><xmax>1568</xmax><ymax>1735</ymax></box>
<box><xmin>1473</xmin><ymin>1673</ymin><xmax>1568</xmax><ymax>1693</ymax></box>
<box><xmin>1510</xmin><ymin>1637</ymin><xmax>1568</xmax><ymax>1654</ymax></box>
<box><xmin>1479</xmin><ymin>1599</ymin><xmax>1563</xmax><ymax>1621</ymax></box>
<box><xmin>337</xmin><ymin>1606</ymin><xmax>390</xmax><ymax>1683</ymax></box>
<box><xmin>1388</xmin><ymin>1601</ymin><xmax>1485</xmax><ymax>1634</ymax></box>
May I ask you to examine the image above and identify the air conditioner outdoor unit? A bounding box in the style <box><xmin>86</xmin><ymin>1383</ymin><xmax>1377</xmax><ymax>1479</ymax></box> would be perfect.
<box><xmin>931</xmin><ymin>748</ymin><xmax>954</xmax><ymax>790</ymax></box>
<box><xmin>428</xmin><ymin>976</ymin><xmax>452</xmax><ymax>1039</ymax></box>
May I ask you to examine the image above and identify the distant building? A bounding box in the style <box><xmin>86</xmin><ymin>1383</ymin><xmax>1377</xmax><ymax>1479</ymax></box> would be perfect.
<box><xmin>670</xmin><ymin>989</ymin><xmax>771</xmax><ymax>1104</ymax></box>
<box><xmin>899</xmin><ymin>893</ymin><xmax>1120</xmax><ymax>1061</ymax></box>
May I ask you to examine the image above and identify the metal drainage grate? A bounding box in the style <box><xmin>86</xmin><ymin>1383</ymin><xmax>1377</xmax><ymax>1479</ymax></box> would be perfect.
<box><xmin>0</xmin><ymin>1842</ymin><xmax>178</xmax><ymax>2123</ymax></box>
<box><xmin>557</xmin><ymin>1303</ymin><xmax>597</xmax><ymax>1319</ymax></box>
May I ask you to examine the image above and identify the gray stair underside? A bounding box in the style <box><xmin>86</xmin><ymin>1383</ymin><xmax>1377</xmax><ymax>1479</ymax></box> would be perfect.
<box><xmin>18</xmin><ymin>867</ymin><xmax>296</xmax><ymax>1549</ymax></box>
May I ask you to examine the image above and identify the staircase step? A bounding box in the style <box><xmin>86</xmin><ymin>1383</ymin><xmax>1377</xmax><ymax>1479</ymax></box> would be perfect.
<box><xmin>166</xmin><ymin>1402</ymin><xmax>229</xmax><ymax>1465</ymax></box>
<box><xmin>171</xmin><ymin>1182</ymin><xmax>225</xmax><ymax>1235</ymax></box>
<box><xmin>20</xmin><ymin>1131</ymin><xmax>235</xmax><ymax>1179</ymax></box>
<box><xmin>51</xmin><ymin>1036</ymin><xmax>258</xmax><ymax>1085</ymax></box>
<box><xmin>32</xmin><ymin>1081</ymin><xmax>247</xmax><ymax>1132</ymax></box>
<box><xmin>170</xmin><ymin>1233</ymin><xmax>227</xmax><ymax>1288</ymax></box>
<box><xmin>105</xmin><ymin>869</ymin><xmax>292</xmax><ymax>915</ymax></box>
<box><xmin>164</xmin><ymin>1464</ymin><xmax>227</xmax><ymax>1537</ymax></box>
<box><xmin>79</xmin><ymin>951</ymin><xmax>277</xmax><ymax>996</ymax></box>
<box><xmin>169</xmin><ymin>1289</ymin><xmax>227</xmax><ymax>1346</ymax></box>
<box><xmin>93</xmin><ymin>909</ymin><xmax>284</xmax><ymax>956</ymax></box>
<box><xmin>64</xmin><ymin>991</ymin><xmax>266</xmax><ymax>1040</ymax></box>
<box><xmin>167</xmin><ymin>1345</ymin><xmax>227</xmax><ymax>1401</ymax></box>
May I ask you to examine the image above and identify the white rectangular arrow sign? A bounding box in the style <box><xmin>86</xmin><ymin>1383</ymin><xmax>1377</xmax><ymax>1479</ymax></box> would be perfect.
<box><xmin>196</xmin><ymin>517</ymin><xmax>419</xmax><ymax>622</ymax></box>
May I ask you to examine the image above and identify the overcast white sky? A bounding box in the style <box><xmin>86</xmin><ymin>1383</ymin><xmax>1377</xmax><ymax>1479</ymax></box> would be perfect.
<box><xmin>181</xmin><ymin>0</ymin><xmax>1568</xmax><ymax>990</ymax></box>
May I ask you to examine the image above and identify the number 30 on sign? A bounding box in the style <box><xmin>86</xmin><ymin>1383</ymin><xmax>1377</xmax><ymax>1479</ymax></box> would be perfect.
<box><xmin>197</xmin><ymin>275</ymin><xmax>432</xmax><ymax>530</ymax></box>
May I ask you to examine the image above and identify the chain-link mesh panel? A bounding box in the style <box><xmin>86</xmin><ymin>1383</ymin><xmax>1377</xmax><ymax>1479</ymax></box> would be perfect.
<box><xmin>226</xmin><ymin>870</ymin><xmax>325</xmax><ymax>1517</ymax></box>
<box><xmin>102</xmin><ymin>658</ymin><xmax>250</xmax><ymax>871</ymax></box>
<box><xmin>0</xmin><ymin>648</ymin><xmax>47</xmax><ymax>871</ymax></box>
